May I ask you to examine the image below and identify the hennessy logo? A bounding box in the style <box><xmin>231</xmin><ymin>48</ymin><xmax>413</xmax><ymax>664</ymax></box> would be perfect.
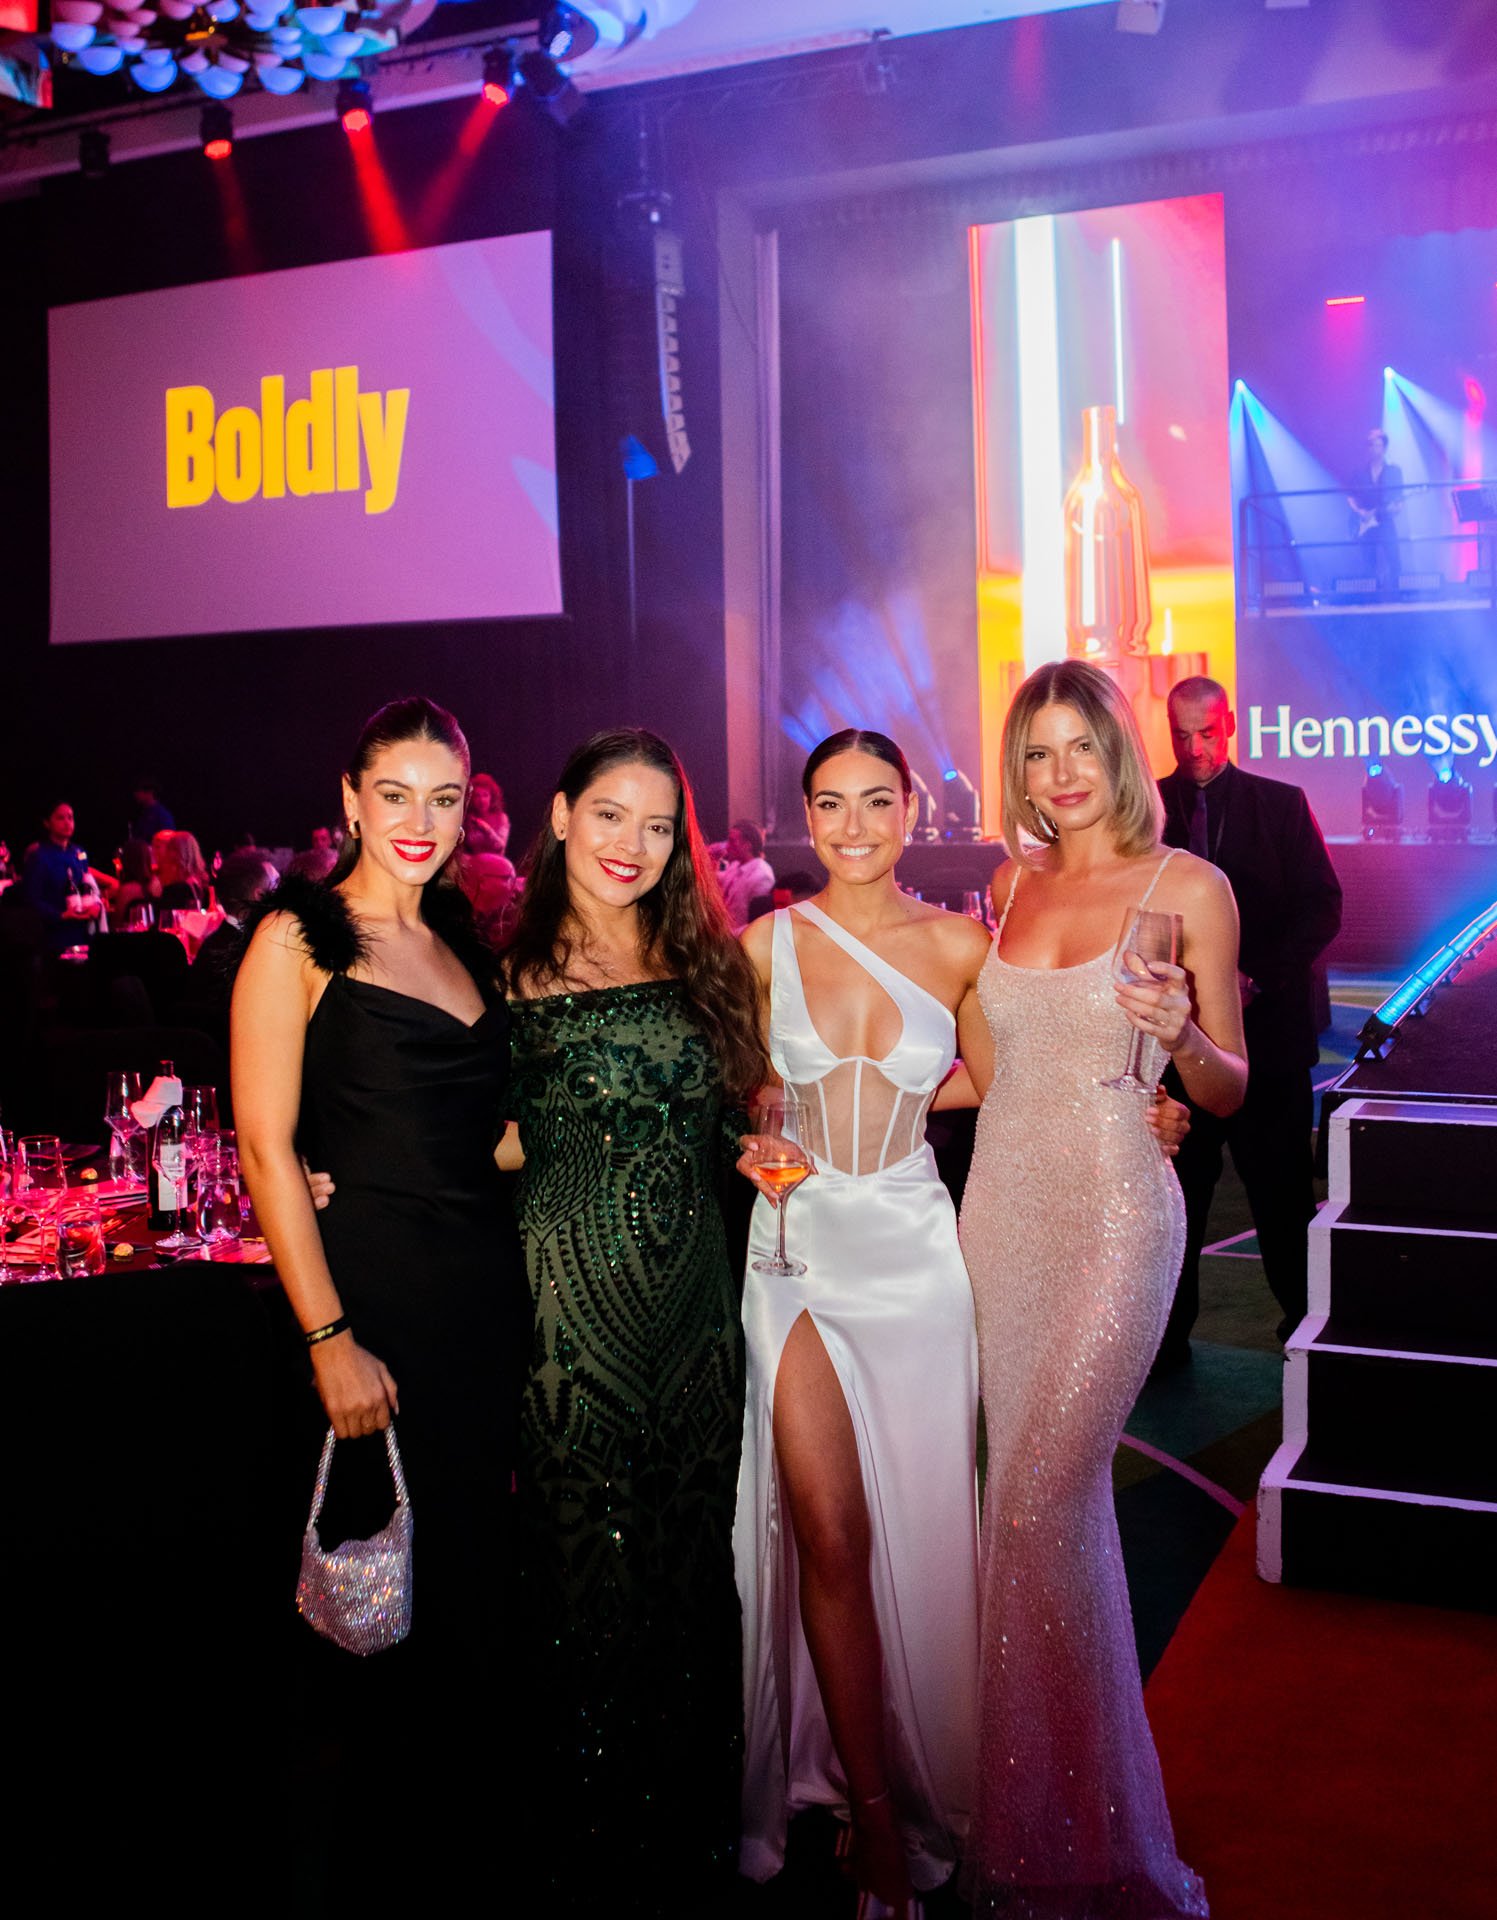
<box><xmin>1249</xmin><ymin>704</ymin><xmax>1497</xmax><ymax>768</ymax></box>
<box><xmin>165</xmin><ymin>368</ymin><xmax>410</xmax><ymax>516</ymax></box>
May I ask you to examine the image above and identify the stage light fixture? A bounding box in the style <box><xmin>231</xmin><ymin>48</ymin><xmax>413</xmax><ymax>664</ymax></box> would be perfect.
<box><xmin>1116</xmin><ymin>0</ymin><xmax>1165</xmax><ymax>32</ymax></box>
<box><xmin>201</xmin><ymin>103</ymin><xmax>233</xmax><ymax>160</ymax></box>
<box><xmin>337</xmin><ymin>78</ymin><xmax>372</xmax><ymax>135</ymax></box>
<box><xmin>538</xmin><ymin>5</ymin><xmax>586</xmax><ymax>60</ymax></box>
<box><xmin>1361</xmin><ymin>762</ymin><xmax>1404</xmax><ymax>842</ymax></box>
<box><xmin>79</xmin><ymin>127</ymin><xmax>111</xmax><ymax>177</ymax></box>
<box><xmin>482</xmin><ymin>47</ymin><xmax>514</xmax><ymax>107</ymax></box>
<box><xmin>908</xmin><ymin>770</ymin><xmax>939</xmax><ymax>844</ymax></box>
<box><xmin>516</xmin><ymin>47</ymin><xmax>583</xmax><ymax>126</ymax></box>
<box><xmin>941</xmin><ymin>768</ymin><xmax>982</xmax><ymax>842</ymax></box>
<box><xmin>1427</xmin><ymin>764</ymin><xmax>1473</xmax><ymax>842</ymax></box>
<box><xmin>1325</xmin><ymin>295</ymin><xmax>1365</xmax><ymax>307</ymax></box>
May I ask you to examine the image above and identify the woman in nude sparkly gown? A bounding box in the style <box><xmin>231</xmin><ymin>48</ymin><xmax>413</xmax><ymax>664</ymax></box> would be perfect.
<box><xmin>959</xmin><ymin>662</ymin><xmax>1247</xmax><ymax>1919</ymax></box>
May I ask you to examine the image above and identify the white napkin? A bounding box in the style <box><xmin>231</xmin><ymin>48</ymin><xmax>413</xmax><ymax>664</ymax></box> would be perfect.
<box><xmin>131</xmin><ymin>1074</ymin><xmax>183</xmax><ymax>1130</ymax></box>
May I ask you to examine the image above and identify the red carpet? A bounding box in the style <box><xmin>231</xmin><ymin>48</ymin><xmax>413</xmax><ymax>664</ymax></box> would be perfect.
<box><xmin>1145</xmin><ymin>1507</ymin><xmax>1497</xmax><ymax>1920</ymax></box>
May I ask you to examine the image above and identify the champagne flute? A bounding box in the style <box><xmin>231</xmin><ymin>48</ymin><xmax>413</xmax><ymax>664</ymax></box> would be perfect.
<box><xmin>1101</xmin><ymin>906</ymin><xmax>1182</xmax><ymax>1093</ymax></box>
<box><xmin>748</xmin><ymin>1097</ymin><xmax>814</xmax><ymax>1277</ymax></box>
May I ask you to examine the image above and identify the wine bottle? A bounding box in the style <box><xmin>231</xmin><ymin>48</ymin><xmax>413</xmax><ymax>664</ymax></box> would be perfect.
<box><xmin>148</xmin><ymin>1060</ymin><xmax>187</xmax><ymax>1232</ymax></box>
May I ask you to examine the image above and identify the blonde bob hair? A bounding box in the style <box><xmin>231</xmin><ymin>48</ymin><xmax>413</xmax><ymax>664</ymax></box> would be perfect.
<box><xmin>1001</xmin><ymin>660</ymin><xmax>1163</xmax><ymax>867</ymax></box>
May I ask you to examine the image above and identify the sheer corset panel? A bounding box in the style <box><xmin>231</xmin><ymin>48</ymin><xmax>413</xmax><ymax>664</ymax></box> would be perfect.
<box><xmin>770</xmin><ymin>903</ymin><xmax>956</xmax><ymax>1179</ymax></box>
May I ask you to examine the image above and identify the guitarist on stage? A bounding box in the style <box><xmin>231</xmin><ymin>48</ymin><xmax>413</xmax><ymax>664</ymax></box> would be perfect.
<box><xmin>1346</xmin><ymin>427</ymin><xmax>1403</xmax><ymax>590</ymax></box>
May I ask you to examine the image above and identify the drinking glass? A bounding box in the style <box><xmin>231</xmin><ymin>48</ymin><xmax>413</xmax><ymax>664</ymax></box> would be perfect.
<box><xmin>15</xmin><ymin>1135</ymin><xmax>66</xmax><ymax>1280</ymax></box>
<box><xmin>1101</xmin><ymin>906</ymin><xmax>1182</xmax><ymax>1093</ymax></box>
<box><xmin>196</xmin><ymin>1142</ymin><xmax>243</xmax><ymax>1258</ymax></box>
<box><xmin>56</xmin><ymin>1196</ymin><xmax>106</xmax><ymax>1278</ymax></box>
<box><xmin>748</xmin><ymin>1097</ymin><xmax>815</xmax><ymax>1277</ymax></box>
<box><xmin>183</xmin><ymin>1085</ymin><xmax>220</xmax><ymax>1140</ymax></box>
<box><xmin>152</xmin><ymin>1129</ymin><xmax>199</xmax><ymax>1253</ymax></box>
<box><xmin>104</xmin><ymin>1071</ymin><xmax>144</xmax><ymax>1183</ymax></box>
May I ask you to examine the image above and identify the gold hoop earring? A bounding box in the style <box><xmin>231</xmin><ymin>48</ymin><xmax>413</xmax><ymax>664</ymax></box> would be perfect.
<box><xmin>347</xmin><ymin>820</ymin><xmax>360</xmax><ymax>839</ymax></box>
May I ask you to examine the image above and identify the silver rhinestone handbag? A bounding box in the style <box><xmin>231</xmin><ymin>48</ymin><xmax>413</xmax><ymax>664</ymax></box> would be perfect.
<box><xmin>296</xmin><ymin>1424</ymin><xmax>413</xmax><ymax>1656</ymax></box>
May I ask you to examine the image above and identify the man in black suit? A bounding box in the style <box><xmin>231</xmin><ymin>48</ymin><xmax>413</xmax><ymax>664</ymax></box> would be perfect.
<box><xmin>1346</xmin><ymin>427</ymin><xmax>1404</xmax><ymax>591</ymax></box>
<box><xmin>1155</xmin><ymin>676</ymin><xmax>1342</xmax><ymax>1368</ymax></box>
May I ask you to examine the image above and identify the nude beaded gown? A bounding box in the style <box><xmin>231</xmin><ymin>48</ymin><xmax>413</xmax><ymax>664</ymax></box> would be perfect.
<box><xmin>958</xmin><ymin>855</ymin><xmax>1208</xmax><ymax>1919</ymax></box>
<box><xmin>735</xmin><ymin>903</ymin><xmax>980</xmax><ymax>1893</ymax></box>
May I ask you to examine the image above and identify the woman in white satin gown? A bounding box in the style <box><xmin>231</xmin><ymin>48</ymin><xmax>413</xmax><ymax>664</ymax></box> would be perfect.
<box><xmin>733</xmin><ymin>730</ymin><xmax>996</xmax><ymax>1915</ymax></box>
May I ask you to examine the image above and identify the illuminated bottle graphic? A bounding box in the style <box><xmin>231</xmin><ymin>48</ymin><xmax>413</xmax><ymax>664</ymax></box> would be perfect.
<box><xmin>1063</xmin><ymin>404</ymin><xmax>1152</xmax><ymax>661</ymax></box>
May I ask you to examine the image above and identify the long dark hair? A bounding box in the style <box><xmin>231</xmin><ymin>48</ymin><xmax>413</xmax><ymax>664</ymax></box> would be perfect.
<box><xmin>327</xmin><ymin>695</ymin><xmax>472</xmax><ymax>897</ymax></box>
<box><xmin>505</xmin><ymin>728</ymin><xmax>768</xmax><ymax>1101</ymax></box>
<box><xmin>801</xmin><ymin>727</ymin><xmax>914</xmax><ymax>800</ymax></box>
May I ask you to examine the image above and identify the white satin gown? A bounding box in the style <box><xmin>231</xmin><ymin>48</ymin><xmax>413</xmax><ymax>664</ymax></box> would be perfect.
<box><xmin>734</xmin><ymin>902</ymin><xmax>981</xmax><ymax>1891</ymax></box>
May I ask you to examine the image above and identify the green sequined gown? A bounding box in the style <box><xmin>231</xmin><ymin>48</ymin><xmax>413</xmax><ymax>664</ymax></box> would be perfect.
<box><xmin>508</xmin><ymin>981</ymin><xmax>745</xmax><ymax>1912</ymax></box>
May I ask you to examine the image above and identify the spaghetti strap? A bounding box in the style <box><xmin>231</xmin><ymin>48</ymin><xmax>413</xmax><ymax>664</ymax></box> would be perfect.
<box><xmin>1137</xmin><ymin>849</ymin><xmax>1179</xmax><ymax>910</ymax></box>
<box><xmin>993</xmin><ymin>865</ymin><xmax>1022</xmax><ymax>950</ymax></box>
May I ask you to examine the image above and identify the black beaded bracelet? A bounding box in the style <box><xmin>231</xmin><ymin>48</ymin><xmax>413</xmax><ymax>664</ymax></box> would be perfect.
<box><xmin>305</xmin><ymin>1315</ymin><xmax>350</xmax><ymax>1347</ymax></box>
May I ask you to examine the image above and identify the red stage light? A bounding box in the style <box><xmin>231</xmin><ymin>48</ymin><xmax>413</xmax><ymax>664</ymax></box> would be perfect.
<box><xmin>204</xmin><ymin>136</ymin><xmax>232</xmax><ymax>160</ymax></box>
<box><xmin>1325</xmin><ymin>295</ymin><xmax>1365</xmax><ymax>307</ymax></box>
<box><xmin>483</xmin><ymin>78</ymin><xmax>510</xmax><ymax>107</ymax></box>
<box><xmin>342</xmin><ymin>106</ymin><xmax>371</xmax><ymax>135</ymax></box>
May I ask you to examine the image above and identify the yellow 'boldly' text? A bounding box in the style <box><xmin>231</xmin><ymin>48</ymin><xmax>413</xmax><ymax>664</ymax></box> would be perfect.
<box><xmin>165</xmin><ymin>368</ymin><xmax>410</xmax><ymax>516</ymax></box>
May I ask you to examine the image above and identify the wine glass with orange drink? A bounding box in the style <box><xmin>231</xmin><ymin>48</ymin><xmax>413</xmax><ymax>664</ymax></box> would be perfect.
<box><xmin>748</xmin><ymin>1096</ymin><xmax>814</xmax><ymax>1277</ymax></box>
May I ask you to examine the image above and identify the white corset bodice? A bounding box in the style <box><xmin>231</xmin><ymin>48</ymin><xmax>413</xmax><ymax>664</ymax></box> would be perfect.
<box><xmin>769</xmin><ymin>902</ymin><xmax>957</xmax><ymax>1178</ymax></box>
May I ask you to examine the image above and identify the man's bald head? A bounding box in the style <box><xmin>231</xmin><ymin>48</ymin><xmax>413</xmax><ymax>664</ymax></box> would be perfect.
<box><xmin>1168</xmin><ymin>677</ymin><xmax>1235</xmax><ymax>787</ymax></box>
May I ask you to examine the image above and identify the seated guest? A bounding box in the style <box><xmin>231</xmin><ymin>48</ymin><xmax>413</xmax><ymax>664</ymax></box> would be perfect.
<box><xmin>23</xmin><ymin>801</ymin><xmax>103</xmax><ymax>951</ymax></box>
<box><xmin>769</xmin><ymin>867</ymin><xmax>819</xmax><ymax>913</ymax></box>
<box><xmin>716</xmin><ymin>818</ymin><xmax>776</xmax><ymax>932</ymax></box>
<box><xmin>287</xmin><ymin>845</ymin><xmax>338</xmax><ymax>883</ymax></box>
<box><xmin>457</xmin><ymin>848</ymin><xmax>518</xmax><ymax>946</ymax></box>
<box><xmin>177</xmin><ymin>848</ymin><xmax>279</xmax><ymax>1054</ymax></box>
<box><xmin>464</xmin><ymin>772</ymin><xmax>511</xmax><ymax>856</ymax></box>
<box><xmin>113</xmin><ymin>839</ymin><xmax>160</xmax><ymax>921</ymax></box>
<box><xmin>308</xmin><ymin>825</ymin><xmax>336</xmax><ymax>855</ymax></box>
<box><xmin>155</xmin><ymin>830</ymin><xmax>210</xmax><ymax>910</ymax></box>
<box><xmin>130</xmin><ymin>777</ymin><xmax>174</xmax><ymax>845</ymax></box>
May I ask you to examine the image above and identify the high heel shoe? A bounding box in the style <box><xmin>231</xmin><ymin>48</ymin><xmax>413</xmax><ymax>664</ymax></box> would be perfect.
<box><xmin>847</xmin><ymin>1789</ymin><xmax>920</xmax><ymax>1920</ymax></box>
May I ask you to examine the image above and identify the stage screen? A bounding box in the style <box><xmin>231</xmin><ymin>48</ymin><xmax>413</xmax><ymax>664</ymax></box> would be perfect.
<box><xmin>1229</xmin><ymin>217</ymin><xmax>1497</xmax><ymax>836</ymax></box>
<box><xmin>969</xmin><ymin>194</ymin><xmax>1234</xmax><ymax>823</ymax></box>
<box><xmin>49</xmin><ymin>230</ymin><xmax>561</xmax><ymax>643</ymax></box>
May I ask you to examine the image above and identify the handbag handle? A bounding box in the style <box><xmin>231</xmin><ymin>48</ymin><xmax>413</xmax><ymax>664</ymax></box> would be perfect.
<box><xmin>305</xmin><ymin>1422</ymin><xmax>409</xmax><ymax>1529</ymax></box>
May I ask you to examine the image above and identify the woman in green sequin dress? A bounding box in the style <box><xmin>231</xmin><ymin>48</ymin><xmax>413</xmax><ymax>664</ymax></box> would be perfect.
<box><xmin>502</xmin><ymin>730</ymin><xmax>768</xmax><ymax>1915</ymax></box>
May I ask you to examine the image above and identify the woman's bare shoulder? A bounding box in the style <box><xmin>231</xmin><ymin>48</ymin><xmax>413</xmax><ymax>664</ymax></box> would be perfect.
<box><xmin>908</xmin><ymin>900</ymin><xmax>993</xmax><ymax>967</ymax></box>
<box><xmin>740</xmin><ymin>910</ymin><xmax>777</xmax><ymax>972</ymax></box>
<box><xmin>1158</xmin><ymin>848</ymin><xmax>1235</xmax><ymax>910</ymax></box>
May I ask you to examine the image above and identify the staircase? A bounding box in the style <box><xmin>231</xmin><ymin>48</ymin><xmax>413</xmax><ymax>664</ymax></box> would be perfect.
<box><xmin>1257</xmin><ymin>1097</ymin><xmax>1497</xmax><ymax>1612</ymax></box>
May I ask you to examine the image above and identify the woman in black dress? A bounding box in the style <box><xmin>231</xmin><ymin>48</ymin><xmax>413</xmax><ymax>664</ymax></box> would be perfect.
<box><xmin>234</xmin><ymin>695</ymin><xmax>529</xmax><ymax>1892</ymax></box>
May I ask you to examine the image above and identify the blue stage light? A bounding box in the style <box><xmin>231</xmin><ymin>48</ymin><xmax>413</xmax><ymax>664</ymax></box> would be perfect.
<box><xmin>943</xmin><ymin>769</ymin><xmax>957</xmax><ymax>782</ymax></box>
<box><xmin>1428</xmin><ymin>763</ymin><xmax>1472</xmax><ymax>840</ymax></box>
<box><xmin>1361</xmin><ymin>763</ymin><xmax>1403</xmax><ymax>841</ymax></box>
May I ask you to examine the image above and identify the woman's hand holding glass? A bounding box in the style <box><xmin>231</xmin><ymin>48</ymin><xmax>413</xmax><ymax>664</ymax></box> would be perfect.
<box><xmin>741</xmin><ymin>1098</ymin><xmax>814</xmax><ymax>1277</ymax></box>
<box><xmin>1104</xmin><ymin>907</ymin><xmax>1187</xmax><ymax>1092</ymax></box>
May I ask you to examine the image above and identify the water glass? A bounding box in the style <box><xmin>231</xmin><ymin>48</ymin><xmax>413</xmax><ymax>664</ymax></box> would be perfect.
<box><xmin>56</xmin><ymin>1196</ymin><xmax>106</xmax><ymax>1278</ymax></box>
<box><xmin>196</xmin><ymin>1142</ymin><xmax>243</xmax><ymax>1258</ymax></box>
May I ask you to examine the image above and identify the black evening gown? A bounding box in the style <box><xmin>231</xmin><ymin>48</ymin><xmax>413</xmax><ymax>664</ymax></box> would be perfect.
<box><xmin>245</xmin><ymin>876</ymin><xmax>529</xmax><ymax>1894</ymax></box>
<box><xmin>508</xmin><ymin>982</ymin><xmax>746</xmax><ymax>1915</ymax></box>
